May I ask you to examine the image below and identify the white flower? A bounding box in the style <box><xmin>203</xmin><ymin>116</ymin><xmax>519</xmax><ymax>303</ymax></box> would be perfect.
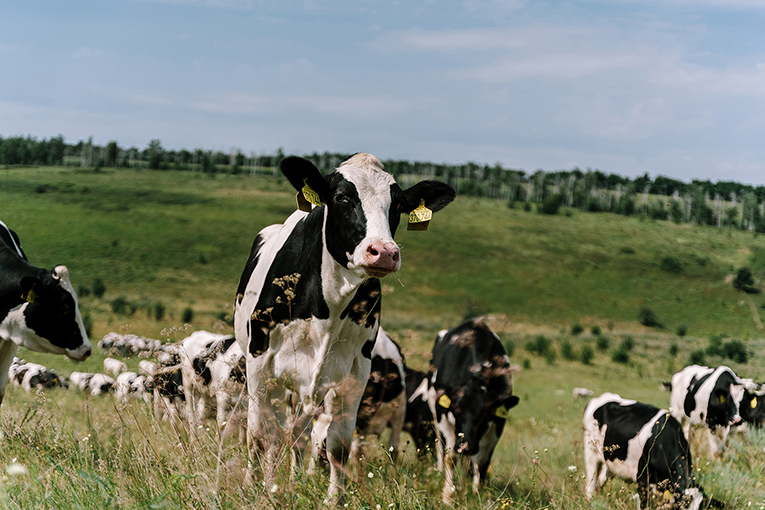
<box><xmin>367</xmin><ymin>472</ymin><xmax>374</xmax><ymax>479</ymax></box>
<box><xmin>568</xmin><ymin>465</ymin><xmax>577</xmax><ymax>473</ymax></box>
<box><xmin>270</xmin><ymin>484</ymin><xmax>278</xmax><ymax>494</ymax></box>
<box><xmin>6</xmin><ymin>462</ymin><xmax>27</xmax><ymax>476</ymax></box>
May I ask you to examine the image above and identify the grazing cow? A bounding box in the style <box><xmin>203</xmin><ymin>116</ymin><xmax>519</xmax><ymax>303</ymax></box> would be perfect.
<box><xmin>402</xmin><ymin>366</ymin><xmax>437</xmax><ymax>457</ymax></box>
<box><xmin>99</xmin><ymin>333</ymin><xmax>163</xmax><ymax>357</ymax></box>
<box><xmin>573</xmin><ymin>387</ymin><xmax>594</xmax><ymax>399</ymax></box>
<box><xmin>583</xmin><ymin>393</ymin><xmax>705</xmax><ymax>510</ymax></box>
<box><xmin>730</xmin><ymin>379</ymin><xmax>765</xmax><ymax>433</ymax></box>
<box><xmin>233</xmin><ymin>154</ymin><xmax>455</xmax><ymax>498</ymax></box>
<box><xmin>70</xmin><ymin>372</ymin><xmax>114</xmax><ymax>396</ymax></box>
<box><xmin>427</xmin><ymin>318</ymin><xmax>520</xmax><ymax>504</ymax></box>
<box><xmin>115</xmin><ymin>371</ymin><xmax>150</xmax><ymax>404</ymax></box>
<box><xmin>0</xmin><ymin>220</ymin><xmax>92</xmax><ymax>404</ymax></box>
<box><xmin>207</xmin><ymin>339</ymin><xmax>246</xmax><ymax>438</ymax></box>
<box><xmin>8</xmin><ymin>358</ymin><xmax>65</xmax><ymax>392</ymax></box>
<box><xmin>140</xmin><ymin>358</ymin><xmax>185</xmax><ymax>425</ymax></box>
<box><xmin>104</xmin><ymin>357</ymin><xmax>128</xmax><ymax>377</ymax></box>
<box><xmin>670</xmin><ymin>365</ymin><xmax>742</xmax><ymax>458</ymax></box>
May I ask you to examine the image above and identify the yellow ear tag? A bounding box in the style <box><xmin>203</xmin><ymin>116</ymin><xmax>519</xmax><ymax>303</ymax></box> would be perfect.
<box><xmin>21</xmin><ymin>283</ymin><xmax>36</xmax><ymax>303</ymax></box>
<box><xmin>438</xmin><ymin>394</ymin><xmax>451</xmax><ymax>409</ymax></box>
<box><xmin>718</xmin><ymin>394</ymin><xmax>726</xmax><ymax>404</ymax></box>
<box><xmin>752</xmin><ymin>397</ymin><xmax>758</xmax><ymax>409</ymax></box>
<box><xmin>296</xmin><ymin>179</ymin><xmax>322</xmax><ymax>212</ymax></box>
<box><xmin>408</xmin><ymin>199</ymin><xmax>433</xmax><ymax>231</ymax></box>
<box><xmin>495</xmin><ymin>406</ymin><xmax>508</xmax><ymax>419</ymax></box>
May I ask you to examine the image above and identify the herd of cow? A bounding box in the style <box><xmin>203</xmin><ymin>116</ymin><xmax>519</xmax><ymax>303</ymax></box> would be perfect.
<box><xmin>1</xmin><ymin>153</ymin><xmax>764</xmax><ymax>508</ymax></box>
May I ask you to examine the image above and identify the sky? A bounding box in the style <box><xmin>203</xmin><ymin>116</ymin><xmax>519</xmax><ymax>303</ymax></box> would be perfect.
<box><xmin>3</xmin><ymin>1</ymin><xmax>765</xmax><ymax>185</ymax></box>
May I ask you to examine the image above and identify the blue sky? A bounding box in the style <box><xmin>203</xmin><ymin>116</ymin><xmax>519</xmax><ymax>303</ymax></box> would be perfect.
<box><xmin>3</xmin><ymin>1</ymin><xmax>765</xmax><ymax>185</ymax></box>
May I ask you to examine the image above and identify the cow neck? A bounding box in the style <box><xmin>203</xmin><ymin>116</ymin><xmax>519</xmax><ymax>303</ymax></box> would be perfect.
<box><xmin>320</xmin><ymin>207</ymin><xmax>367</xmax><ymax>313</ymax></box>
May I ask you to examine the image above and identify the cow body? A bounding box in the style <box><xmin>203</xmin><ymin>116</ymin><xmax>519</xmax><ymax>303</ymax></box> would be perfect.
<box><xmin>583</xmin><ymin>392</ymin><xmax>704</xmax><ymax>510</ymax></box>
<box><xmin>0</xmin><ymin>220</ymin><xmax>92</xmax><ymax>404</ymax></box>
<box><xmin>233</xmin><ymin>154</ymin><xmax>454</xmax><ymax>498</ymax></box>
<box><xmin>9</xmin><ymin>358</ymin><xmax>64</xmax><ymax>392</ymax></box>
<box><xmin>115</xmin><ymin>371</ymin><xmax>150</xmax><ymax>404</ymax></box>
<box><xmin>104</xmin><ymin>357</ymin><xmax>128</xmax><ymax>377</ymax></box>
<box><xmin>670</xmin><ymin>365</ymin><xmax>742</xmax><ymax>457</ymax></box>
<box><xmin>427</xmin><ymin>318</ymin><xmax>520</xmax><ymax>504</ymax></box>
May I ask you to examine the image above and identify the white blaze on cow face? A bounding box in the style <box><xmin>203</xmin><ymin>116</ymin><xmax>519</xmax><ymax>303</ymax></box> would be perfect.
<box><xmin>336</xmin><ymin>155</ymin><xmax>400</xmax><ymax>279</ymax></box>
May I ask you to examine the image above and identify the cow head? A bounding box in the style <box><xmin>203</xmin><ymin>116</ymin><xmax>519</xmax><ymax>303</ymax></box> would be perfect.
<box><xmin>281</xmin><ymin>154</ymin><xmax>455</xmax><ymax>279</ymax></box>
<box><xmin>706</xmin><ymin>370</ymin><xmax>742</xmax><ymax>429</ymax></box>
<box><xmin>738</xmin><ymin>383</ymin><xmax>765</xmax><ymax>427</ymax></box>
<box><xmin>17</xmin><ymin>265</ymin><xmax>92</xmax><ymax>361</ymax></box>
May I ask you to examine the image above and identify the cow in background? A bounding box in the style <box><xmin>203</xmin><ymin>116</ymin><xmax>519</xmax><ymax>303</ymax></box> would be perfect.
<box><xmin>583</xmin><ymin>392</ymin><xmax>706</xmax><ymax>510</ymax></box>
<box><xmin>427</xmin><ymin>318</ymin><xmax>520</xmax><ymax>504</ymax></box>
<box><xmin>233</xmin><ymin>154</ymin><xmax>455</xmax><ymax>499</ymax></box>
<box><xmin>670</xmin><ymin>365</ymin><xmax>742</xmax><ymax>457</ymax></box>
<box><xmin>402</xmin><ymin>366</ymin><xmax>437</xmax><ymax>457</ymax></box>
<box><xmin>0</xmin><ymin>220</ymin><xmax>92</xmax><ymax>404</ymax></box>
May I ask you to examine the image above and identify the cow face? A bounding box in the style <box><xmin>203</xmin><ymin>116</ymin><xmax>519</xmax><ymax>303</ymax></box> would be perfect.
<box><xmin>706</xmin><ymin>371</ymin><xmax>741</xmax><ymax>429</ymax></box>
<box><xmin>16</xmin><ymin>265</ymin><xmax>91</xmax><ymax>361</ymax></box>
<box><xmin>281</xmin><ymin>155</ymin><xmax>455</xmax><ymax>279</ymax></box>
<box><xmin>739</xmin><ymin>389</ymin><xmax>765</xmax><ymax>427</ymax></box>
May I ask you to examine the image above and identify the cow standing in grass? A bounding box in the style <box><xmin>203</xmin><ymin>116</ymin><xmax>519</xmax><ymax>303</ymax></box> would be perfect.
<box><xmin>233</xmin><ymin>154</ymin><xmax>454</xmax><ymax>499</ymax></box>
<box><xmin>0</xmin><ymin>220</ymin><xmax>91</xmax><ymax>404</ymax></box>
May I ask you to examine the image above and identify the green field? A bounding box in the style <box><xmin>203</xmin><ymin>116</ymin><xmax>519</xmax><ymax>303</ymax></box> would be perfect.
<box><xmin>1</xmin><ymin>166</ymin><xmax>764</xmax><ymax>508</ymax></box>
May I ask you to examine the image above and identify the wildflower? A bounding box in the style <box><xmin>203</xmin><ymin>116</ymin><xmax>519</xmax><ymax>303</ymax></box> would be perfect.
<box><xmin>270</xmin><ymin>484</ymin><xmax>278</xmax><ymax>494</ymax></box>
<box><xmin>568</xmin><ymin>465</ymin><xmax>577</xmax><ymax>473</ymax></box>
<box><xmin>367</xmin><ymin>472</ymin><xmax>374</xmax><ymax>479</ymax></box>
<box><xmin>6</xmin><ymin>462</ymin><xmax>27</xmax><ymax>476</ymax></box>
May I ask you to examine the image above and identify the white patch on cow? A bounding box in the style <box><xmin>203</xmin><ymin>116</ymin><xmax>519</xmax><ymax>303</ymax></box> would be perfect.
<box><xmin>53</xmin><ymin>265</ymin><xmax>92</xmax><ymax>361</ymax></box>
<box><xmin>409</xmin><ymin>374</ymin><xmax>430</xmax><ymax>404</ymax></box>
<box><xmin>0</xmin><ymin>220</ymin><xmax>24</xmax><ymax>258</ymax></box>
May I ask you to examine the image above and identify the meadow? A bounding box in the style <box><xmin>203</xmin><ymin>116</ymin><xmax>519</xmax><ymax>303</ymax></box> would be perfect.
<box><xmin>1</xmin><ymin>166</ymin><xmax>764</xmax><ymax>509</ymax></box>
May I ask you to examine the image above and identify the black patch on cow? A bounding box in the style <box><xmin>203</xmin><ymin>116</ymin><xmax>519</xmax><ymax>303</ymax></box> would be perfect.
<box><xmin>324</xmin><ymin>173</ymin><xmax>367</xmax><ymax>270</ymax></box>
<box><xmin>740</xmin><ymin>390</ymin><xmax>765</xmax><ymax>427</ymax></box>
<box><xmin>685</xmin><ymin>369</ymin><xmax>739</xmax><ymax>429</ymax></box>
<box><xmin>404</xmin><ymin>368</ymin><xmax>437</xmax><ymax>456</ymax></box>
<box><xmin>341</xmin><ymin>279</ymin><xmax>381</xmax><ymax>328</ymax></box>
<box><xmin>0</xmin><ymin>223</ymin><xmax>27</xmax><ymax>261</ymax></box>
<box><xmin>429</xmin><ymin>318</ymin><xmax>516</xmax><ymax>457</ymax></box>
<box><xmin>684</xmin><ymin>373</ymin><xmax>710</xmax><ymax>417</ymax></box>
<box><xmin>356</xmin><ymin>352</ymin><xmax>405</xmax><ymax>433</ymax></box>
<box><xmin>593</xmin><ymin>402</ymin><xmax>663</xmax><ymax>462</ymax></box>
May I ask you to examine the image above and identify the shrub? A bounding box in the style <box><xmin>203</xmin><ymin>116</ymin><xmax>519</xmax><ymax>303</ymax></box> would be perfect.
<box><xmin>689</xmin><ymin>349</ymin><xmax>706</xmax><ymax>365</ymax></box>
<box><xmin>580</xmin><ymin>345</ymin><xmax>594</xmax><ymax>365</ymax></box>
<box><xmin>561</xmin><ymin>341</ymin><xmax>576</xmax><ymax>361</ymax></box>
<box><xmin>660</xmin><ymin>256</ymin><xmax>682</xmax><ymax>274</ymax></box>
<box><xmin>707</xmin><ymin>335</ymin><xmax>725</xmax><ymax>357</ymax></box>
<box><xmin>591</xmin><ymin>325</ymin><xmax>601</xmax><ymax>335</ymax></box>
<box><xmin>154</xmin><ymin>302</ymin><xmax>166</xmax><ymax>321</ymax></box>
<box><xmin>540</xmin><ymin>194</ymin><xmax>563</xmax><ymax>215</ymax></box>
<box><xmin>733</xmin><ymin>267</ymin><xmax>754</xmax><ymax>290</ymax></box>
<box><xmin>503</xmin><ymin>339</ymin><xmax>516</xmax><ymax>357</ymax></box>
<box><xmin>522</xmin><ymin>359</ymin><xmax>531</xmax><ymax>369</ymax></box>
<box><xmin>596</xmin><ymin>335</ymin><xmax>610</xmax><ymax>352</ymax></box>
<box><xmin>182</xmin><ymin>307</ymin><xmax>194</xmax><ymax>323</ymax></box>
<box><xmin>525</xmin><ymin>335</ymin><xmax>551</xmax><ymax>356</ymax></box>
<box><xmin>544</xmin><ymin>348</ymin><xmax>557</xmax><ymax>365</ymax></box>
<box><xmin>669</xmin><ymin>343</ymin><xmax>678</xmax><ymax>357</ymax></box>
<box><xmin>612</xmin><ymin>348</ymin><xmax>630</xmax><ymax>364</ymax></box>
<box><xmin>92</xmin><ymin>278</ymin><xmax>106</xmax><ymax>298</ymax></box>
<box><xmin>620</xmin><ymin>336</ymin><xmax>635</xmax><ymax>351</ymax></box>
<box><xmin>571</xmin><ymin>323</ymin><xmax>584</xmax><ymax>336</ymax></box>
<box><xmin>82</xmin><ymin>311</ymin><xmax>93</xmax><ymax>337</ymax></box>
<box><xmin>619</xmin><ymin>246</ymin><xmax>635</xmax><ymax>254</ymax></box>
<box><xmin>77</xmin><ymin>285</ymin><xmax>91</xmax><ymax>297</ymax></box>
<box><xmin>110</xmin><ymin>296</ymin><xmax>133</xmax><ymax>315</ymax></box>
<box><xmin>676</xmin><ymin>324</ymin><xmax>687</xmax><ymax>337</ymax></box>
<box><xmin>723</xmin><ymin>340</ymin><xmax>748</xmax><ymax>364</ymax></box>
<box><xmin>638</xmin><ymin>306</ymin><xmax>662</xmax><ymax>328</ymax></box>
<box><xmin>523</xmin><ymin>202</ymin><xmax>532</xmax><ymax>212</ymax></box>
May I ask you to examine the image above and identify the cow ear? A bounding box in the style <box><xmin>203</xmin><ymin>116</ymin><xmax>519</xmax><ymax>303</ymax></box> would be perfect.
<box><xmin>20</xmin><ymin>276</ymin><xmax>42</xmax><ymax>303</ymax></box>
<box><xmin>506</xmin><ymin>395</ymin><xmax>520</xmax><ymax>410</ymax></box>
<box><xmin>280</xmin><ymin>156</ymin><xmax>331</xmax><ymax>204</ymax></box>
<box><xmin>400</xmin><ymin>181</ymin><xmax>456</xmax><ymax>214</ymax></box>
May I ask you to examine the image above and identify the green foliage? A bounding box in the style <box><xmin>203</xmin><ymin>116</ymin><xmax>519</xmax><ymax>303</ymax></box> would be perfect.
<box><xmin>522</xmin><ymin>358</ymin><xmax>531</xmax><ymax>369</ymax></box>
<box><xmin>544</xmin><ymin>348</ymin><xmax>557</xmax><ymax>365</ymax></box>
<box><xmin>619</xmin><ymin>246</ymin><xmax>635</xmax><ymax>254</ymax></box>
<box><xmin>525</xmin><ymin>335</ymin><xmax>551</xmax><ymax>356</ymax></box>
<box><xmin>92</xmin><ymin>278</ymin><xmax>106</xmax><ymax>299</ymax></box>
<box><xmin>82</xmin><ymin>311</ymin><xmax>93</xmax><ymax>337</ymax></box>
<box><xmin>690</xmin><ymin>349</ymin><xmax>706</xmax><ymax>365</ymax></box>
<box><xmin>660</xmin><ymin>256</ymin><xmax>682</xmax><ymax>273</ymax></box>
<box><xmin>540</xmin><ymin>194</ymin><xmax>563</xmax><ymax>215</ymax></box>
<box><xmin>596</xmin><ymin>335</ymin><xmax>610</xmax><ymax>352</ymax></box>
<box><xmin>676</xmin><ymin>324</ymin><xmax>687</xmax><ymax>337</ymax></box>
<box><xmin>669</xmin><ymin>342</ymin><xmax>678</xmax><ymax>357</ymax></box>
<box><xmin>707</xmin><ymin>335</ymin><xmax>725</xmax><ymax>357</ymax></box>
<box><xmin>503</xmin><ymin>339</ymin><xmax>516</xmax><ymax>357</ymax></box>
<box><xmin>77</xmin><ymin>284</ymin><xmax>91</xmax><ymax>297</ymax></box>
<box><xmin>733</xmin><ymin>267</ymin><xmax>755</xmax><ymax>291</ymax></box>
<box><xmin>571</xmin><ymin>323</ymin><xmax>584</xmax><ymax>336</ymax></box>
<box><xmin>590</xmin><ymin>325</ymin><xmax>601</xmax><ymax>335</ymax></box>
<box><xmin>523</xmin><ymin>201</ymin><xmax>532</xmax><ymax>212</ymax></box>
<box><xmin>723</xmin><ymin>340</ymin><xmax>748</xmax><ymax>364</ymax></box>
<box><xmin>580</xmin><ymin>345</ymin><xmax>594</xmax><ymax>365</ymax></box>
<box><xmin>612</xmin><ymin>348</ymin><xmax>630</xmax><ymax>364</ymax></box>
<box><xmin>110</xmin><ymin>296</ymin><xmax>134</xmax><ymax>315</ymax></box>
<box><xmin>560</xmin><ymin>340</ymin><xmax>576</xmax><ymax>361</ymax></box>
<box><xmin>154</xmin><ymin>302</ymin><xmax>166</xmax><ymax>322</ymax></box>
<box><xmin>181</xmin><ymin>307</ymin><xmax>194</xmax><ymax>323</ymax></box>
<box><xmin>620</xmin><ymin>336</ymin><xmax>635</xmax><ymax>351</ymax></box>
<box><xmin>638</xmin><ymin>306</ymin><xmax>662</xmax><ymax>328</ymax></box>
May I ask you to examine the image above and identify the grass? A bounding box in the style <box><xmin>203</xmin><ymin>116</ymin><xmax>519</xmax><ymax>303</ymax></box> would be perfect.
<box><xmin>2</xmin><ymin>166</ymin><xmax>765</xmax><ymax>508</ymax></box>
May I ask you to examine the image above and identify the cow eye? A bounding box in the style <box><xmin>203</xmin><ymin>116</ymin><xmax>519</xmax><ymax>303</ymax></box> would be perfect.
<box><xmin>334</xmin><ymin>192</ymin><xmax>350</xmax><ymax>205</ymax></box>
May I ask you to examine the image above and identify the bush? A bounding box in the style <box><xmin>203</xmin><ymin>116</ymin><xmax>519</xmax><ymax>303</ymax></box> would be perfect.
<box><xmin>660</xmin><ymin>256</ymin><xmax>682</xmax><ymax>274</ymax></box>
<box><xmin>182</xmin><ymin>307</ymin><xmax>195</xmax><ymax>323</ymax></box>
<box><xmin>77</xmin><ymin>285</ymin><xmax>91</xmax><ymax>297</ymax></box>
<box><xmin>522</xmin><ymin>359</ymin><xmax>531</xmax><ymax>369</ymax></box>
<box><xmin>523</xmin><ymin>202</ymin><xmax>532</xmax><ymax>212</ymax></box>
<box><xmin>571</xmin><ymin>323</ymin><xmax>584</xmax><ymax>336</ymax></box>
<box><xmin>82</xmin><ymin>311</ymin><xmax>93</xmax><ymax>337</ymax></box>
<box><xmin>525</xmin><ymin>335</ymin><xmax>551</xmax><ymax>356</ymax></box>
<box><xmin>733</xmin><ymin>267</ymin><xmax>754</xmax><ymax>290</ymax></box>
<box><xmin>596</xmin><ymin>335</ymin><xmax>610</xmax><ymax>352</ymax></box>
<box><xmin>111</xmin><ymin>296</ymin><xmax>135</xmax><ymax>315</ymax></box>
<box><xmin>669</xmin><ymin>343</ymin><xmax>678</xmax><ymax>357</ymax></box>
<box><xmin>92</xmin><ymin>278</ymin><xmax>106</xmax><ymax>299</ymax></box>
<box><xmin>561</xmin><ymin>341</ymin><xmax>576</xmax><ymax>361</ymax></box>
<box><xmin>638</xmin><ymin>306</ymin><xmax>662</xmax><ymax>328</ymax></box>
<box><xmin>544</xmin><ymin>348</ymin><xmax>557</xmax><ymax>365</ymax></box>
<box><xmin>540</xmin><ymin>194</ymin><xmax>563</xmax><ymax>215</ymax></box>
<box><xmin>580</xmin><ymin>345</ymin><xmax>594</xmax><ymax>365</ymax></box>
<box><xmin>620</xmin><ymin>336</ymin><xmax>635</xmax><ymax>351</ymax></box>
<box><xmin>676</xmin><ymin>325</ymin><xmax>687</xmax><ymax>337</ymax></box>
<box><xmin>689</xmin><ymin>349</ymin><xmax>706</xmax><ymax>365</ymax></box>
<box><xmin>154</xmin><ymin>302</ymin><xmax>166</xmax><ymax>321</ymax></box>
<box><xmin>723</xmin><ymin>340</ymin><xmax>748</xmax><ymax>364</ymax></box>
<box><xmin>503</xmin><ymin>339</ymin><xmax>516</xmax><ymax>358</ymax></box>
<box><xmin>591</xmin><ymin>325</ymin><xmax>601</xmax><ymax>335</ymax></box>
<box><xmin>619</xmin><ymin>246</ymin><xmax>635</xmax><ymax>254</ymax></box>
<box><xmin>612</xmin><ymin>348</ymin><xmax>630</xmax><ymax>364</ymax></box>
<box><xmin>707</xmin><ymin>335</ymin><xmax>725</xmax><ymax>357</ymax></box>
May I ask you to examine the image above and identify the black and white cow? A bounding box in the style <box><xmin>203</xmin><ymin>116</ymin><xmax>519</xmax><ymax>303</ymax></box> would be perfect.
<box><xmin>427</xmin><ymin>318</ymin><xmax>520</xmax><ymax>504</ymax></box>
<box><xmin>70</xmin><ymin>372</ymin><xmax>115</xmax><ymax>396</ymax></box>
<box><xmin>140</xmin><ymin>358</ymin><xmax>185</xmax><ymax>425</ymax></box>
<box><xmin>9</xmin><ymin>358</ymin><xmax>66</xmax><ymax>392</ymax></box>
<box><xmin>0</xmin><ymin>220</ymin><xmax>92</xmax><ymax>404</ymax></box>
<box><xmin>115</xmin><ymin>371</ymin><xmax>150</xmax><ymax>404</ymax></box>
<box><xmin>233</xmin><ymin>153</ymin><xmax>455</xmax><ymax>498</ymax></box>
<box><xmin>670</xmin><ymin>365</ymin><xmax>742</xmax><ymax>458</ymax></box>
<box><xmin>402</xmin><ymin>366</ymin><xmax>437</xmax><ymax>457</ymax></box>
<box><xmin>730</xmin><ymin>378</ymin><xmax>765</xmax><ymax>434</ymax></box>
<box><xmin>584</xmin><ymin>393</ymin><xmax>705</xmax><ymax>510</ymax></box>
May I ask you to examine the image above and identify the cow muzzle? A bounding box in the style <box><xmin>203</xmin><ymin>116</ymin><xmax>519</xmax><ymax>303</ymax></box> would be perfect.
<box><xmin>67</xmin><ymin>344</ymin><xmax>92</xmax><ymax>362</ymax></box>
<box><xmin>363</xmin><ymin>241</ymin><xmax>400</xmax><ymax>278</ymax></box>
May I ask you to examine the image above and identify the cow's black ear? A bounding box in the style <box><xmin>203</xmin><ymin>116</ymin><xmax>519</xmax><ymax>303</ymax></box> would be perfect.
<box><xmin>280</xmin><ymin>156</ymin><xmax>331</xmax><ymax>204</ymax></box>
<box><xmin>506</xmin><ymin>395</ymin><xmax>520</xmax><ymax>410</ymax></box>
<box><xmin>400</xmin><ymin>181</ymin><xmax>456</xmax><ymax>214</ymax></box>
<box><xmin>19</xmin><ymin>275</ymin><xmax>42</xmax><ymax>303</ymax></box>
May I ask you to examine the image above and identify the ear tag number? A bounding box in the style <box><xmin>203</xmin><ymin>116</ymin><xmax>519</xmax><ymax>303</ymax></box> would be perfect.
<box><xmin>296</xmin><ymin>179</ymin><xmax>322</xmax><ymax>212</ymax></box>
<box><xmin>752</xmin><ymin>397</ymin><xmax>758</xmax><ymax>409</ymax></box>
<box><xmin>495</xmin><ymin>406</ymin><xmax>508</xmax><ymax>419</ymax></box>
<box><xmin>21</xmin><ymin>283</ymin><xmax>36</xmax><ymax>303</ymax></box>
<box><xmin>408</xmin><ymin>199</ymin><xmax>433</xmax><ymax>231</ymax></box>
<box><xmin>438</xmin><ymin>394</ymin><xmax>451</xmax><ymax>409</ymax></box>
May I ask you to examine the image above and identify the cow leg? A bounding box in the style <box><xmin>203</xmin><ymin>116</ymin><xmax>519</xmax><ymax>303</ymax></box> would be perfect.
<box><xmin>583</xmin><ymin>426</ymin><xmax>605</xmax><ymax>499</ymax></box>
<box><xmin>437</xmin><ymin>414</ymin><xmax>458</xmax><ymax>505</ymax></box>
<box><xmin>308</xmin><ymin>411</ymin><xmax>331</xmax><ymax>476</ymax></box>
<box><xmin>0</xmin><ymin>341</ymin><xmax>19</xmax><ymax>405</ymax></box>
<box><xmin>385</xmin><ymin>394</ymin><xmax>406</xmax><ymax>463</ymax></box>
<box><xmin>707</xmin><ymin>426</ymin><xmax>728</xmax><ymax>458</ymax></box>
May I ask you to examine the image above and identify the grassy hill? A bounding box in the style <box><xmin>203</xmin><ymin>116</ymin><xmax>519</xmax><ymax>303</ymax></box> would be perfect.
<box><xmin>1</xmin><ymin>166</ymin><xmax>764</xmax><ymax>509</ymax></box>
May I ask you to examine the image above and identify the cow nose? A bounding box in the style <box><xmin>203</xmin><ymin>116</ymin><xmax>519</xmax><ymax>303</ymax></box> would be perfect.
<box><xmin>367</xmin><ymin>242</ymin><xmax>400</xmax><ymax>269</ymax></box>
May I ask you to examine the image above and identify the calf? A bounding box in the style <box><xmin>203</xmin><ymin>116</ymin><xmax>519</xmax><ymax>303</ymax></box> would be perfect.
<box><xmin>233</xmin><ymin>153</ymin><xmax>454</xmax><ymax>498</ymax></box>
<box><xmin>583</xmin><ymin>392</ymin><xmax>704</xmax><ymax>510</ymax></box>
<box><xmin>207</xmin><ymin>338</ymin><xmax>246</xmax><ymax>439</ymax></box>
<box><xmin>670</xmin><ymin>365</ymin><xmax>742</xmax><ymax>457</ymax></box>
<box><xmin>427</xmin><ymin>318</ymin><xmax>520</xmax><ymax>504</ymax></box>
<box><xmin>0</xmin><ymin>220</ymin><xmax>92</xmax><ymax>404</ymax></box>
<box><xmin>403</xmin><ymin>366</ymin><xmax>437</xmax><ymax>457</ymax></box>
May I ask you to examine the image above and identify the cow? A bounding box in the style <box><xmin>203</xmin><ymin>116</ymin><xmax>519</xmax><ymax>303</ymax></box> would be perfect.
<box><xmin>583</xmin><ymin>392</ymin><xmax>705</xmax><ymax>510</ymax></box>
<box><xmin>670</xmin><ymin>365</ymin><xmax>742</xmax><ymax>458</ymax></box>
<box><xmin>114</xmin><ymin>371</ymin><xmax>150</xmax><ymax>404</ymax></box>
<box><xmin>403</xmin><ymin>366</ymin><xmax>437</xmax><ymax>457</ymax></box>
<box><xmin>139</xmin><ymin>358</ymin><xmax>185</xmax><ymax>425</ymax></box>
<box><xmin>8</xmin><ymin>358</ymin><xmax>65</xmax><ymax>392</ymax></box>
<box><xmin>730</xmin><ymin>378</ymin><xmax>765</xmax><ymax>434</ymax></box>
<box><xmin>104</xmin><ymin>357</ymin><xmax>128</xmax><ymax>377</ymax></box>
<box><xmin>70</xmin><ymin>372</ymin><xmax>114</xmax><ymax>396</ymax></box>
<box><xmin>233</xmin><ymin>153</ymin><xmax>455</xmax><ymax>498</ymax></box>
<box><xmin>0</xmin><ymin>220</ymin><xmax>92</xmax><ymax>404</ymax></box>
<box><xmin>573</xmin><ymin>387</ymin><xmax>594</xmax><ymax>399</ymax></box>
<box><xmin>426</xmin><ymin>318</ymin><xmax>520</xmax><ymax>504</ymax></box>
<box><xmin>207</xmin><ymin>338</ymin><xmax>246</xmax><ymax>439</ymax></box>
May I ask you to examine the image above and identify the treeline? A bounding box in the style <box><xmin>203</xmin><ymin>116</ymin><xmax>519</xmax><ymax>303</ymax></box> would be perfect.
<box><xmin>3</xmin><ymin>134</ymin><xmax>765</xmax><ymax>231</ymax></box>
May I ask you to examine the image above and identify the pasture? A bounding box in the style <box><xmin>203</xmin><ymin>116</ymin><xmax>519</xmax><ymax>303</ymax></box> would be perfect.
<box><xmin>1</xmin><ymin>166</ymin><xmax>765</xmax><ymax>508</ymax></box>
